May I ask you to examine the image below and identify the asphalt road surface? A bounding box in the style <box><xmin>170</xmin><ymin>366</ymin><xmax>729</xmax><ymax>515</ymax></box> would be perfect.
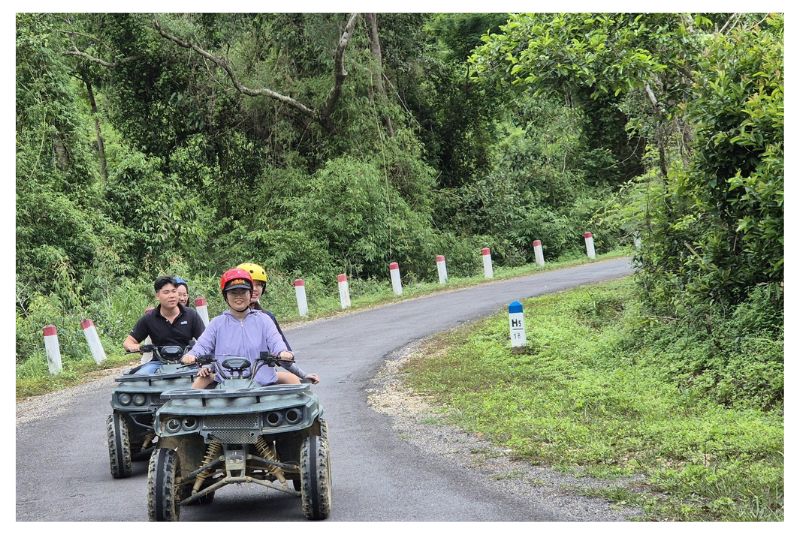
<box><xmin>17</xmin><ymin>257</ymin><xmax>633</xmax><ymax>521</ymax></box>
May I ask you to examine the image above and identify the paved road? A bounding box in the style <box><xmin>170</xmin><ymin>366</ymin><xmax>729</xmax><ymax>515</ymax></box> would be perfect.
<box><xmin>17</xmin><ymin>258</ymin><xmax>633</xmax><ymax>521</ymax></box>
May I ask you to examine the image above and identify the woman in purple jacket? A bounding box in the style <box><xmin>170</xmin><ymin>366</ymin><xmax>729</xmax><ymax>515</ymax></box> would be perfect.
<box><xmin>181</xmin><ymin>268</ymin><xmax>320</xmax><ymax>390</ymax></box>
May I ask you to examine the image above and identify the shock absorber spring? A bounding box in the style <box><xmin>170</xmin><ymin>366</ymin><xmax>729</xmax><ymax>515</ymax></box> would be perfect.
<box><xmin>255</xmin><ymin>436</ymin><xmax>286</xmax><ymax>484</ymax></box>
<box><xmin>193</xmin><ymin>439</ymin><xmax>222</xmax><ymax>493</ymax></box>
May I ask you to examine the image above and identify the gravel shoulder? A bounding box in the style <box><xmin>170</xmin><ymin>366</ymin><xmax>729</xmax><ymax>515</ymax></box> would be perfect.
<box><xmin>15</xmin><ymin>367</ymin><xmax>121</xmax><ymax>426</ymax></box>
<box><xmin>366</xmin><ymin>340</ymin><xmax>648</xmax><ymax>522</ymax></box>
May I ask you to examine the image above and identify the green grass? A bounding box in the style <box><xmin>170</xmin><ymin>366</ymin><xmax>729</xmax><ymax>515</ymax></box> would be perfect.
<box><xmin>400</xmin><ymin>277</ymin><xmax>783</xmax><ymax>521</ymax></box>
<box><xmin>16</xmin><ymin>248</ymin><xmax>628</xmax><ymax>399</ymax></box>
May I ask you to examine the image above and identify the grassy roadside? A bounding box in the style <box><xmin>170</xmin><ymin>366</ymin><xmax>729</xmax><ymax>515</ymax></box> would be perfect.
<box><xmin>16</xmin><ymin>249</ymin><xmax>630</xmax><ymax>400</ymax></box>
<box><xmin>399</xmin><ymin>277</ymin><xmax>783</xmax><ymax>521</ymax></box>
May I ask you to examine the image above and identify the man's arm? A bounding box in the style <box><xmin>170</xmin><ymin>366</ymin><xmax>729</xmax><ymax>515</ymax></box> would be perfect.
<box><xmin>123</xmin><ymin>315</ymin><xmax>149</xmax><ymax>352</ymax></box>
<box><xmin>123</xmin><ymin>335</ymin><xmax>140</xmax><ymax>353</ymax></box>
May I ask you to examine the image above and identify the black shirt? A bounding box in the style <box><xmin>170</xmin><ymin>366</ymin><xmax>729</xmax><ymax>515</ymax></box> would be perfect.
<box><xmin>129</xmin><ymin>303</ymin><xmax>205</xmax><ymax>349</ymax></box>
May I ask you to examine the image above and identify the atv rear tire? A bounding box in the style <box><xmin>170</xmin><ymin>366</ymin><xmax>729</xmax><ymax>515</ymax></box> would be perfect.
<box><xmin>106</xmin><ymin>413</ymin><xmax>132</xmax><ymax>479</ymax></box>
<box><xmin>300</xmin><ymin>435</ymin><xmax>332</xmax><ymax>520</ymax></box>
<box><xmin>147</xmin><ymin>448</ymin><xmax>181</xmax><ymax>521</ymax></box>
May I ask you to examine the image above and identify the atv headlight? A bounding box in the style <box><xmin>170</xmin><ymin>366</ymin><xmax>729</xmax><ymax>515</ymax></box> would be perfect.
<box><xmin>182</xmin><ymin>417</ymin><xmax>198</xmax><ymax>431</ymax></box>
<box><xmin>118</xmin><ymin>393</ymin><xmax>132</xmax><ymax>405</ymax></box>
<box><xmin>265</xmin><ymin>411</ymin><xmax>284</xmax><ymax>427</ymax></box>
<box><xmin>165</xmin><ymin>418</ymin><xmax>181</xmax><ymax>433</ymax></box>
<box><xmin>285</xmin><ymin>408</ymin><xmax>303</xmax><ymax>425</ymax></box>
<box><xmin>132</xmin><ymin>393</ymin><xmax>146</xmax><ymax>406</ymax></box>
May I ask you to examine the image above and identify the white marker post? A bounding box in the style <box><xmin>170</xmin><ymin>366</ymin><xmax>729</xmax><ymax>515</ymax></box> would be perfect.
<box><xmin>482</xmin><ymin>247</ymin><xmax>494</xmax><ymax>278</ymax></box>
<box><xmin>583</xmin><ymin>232</ymin><xmax>596</xmax><ymax>259</ymax></box>
<box><xmin>294</xmin><ymin>279</ymin><xmax>308</xmax><ymax>316</ymax></box>
<box><xmin>43</xmin><ymin>325</ymin><xmax>62</xmax><ymax>375</ymax></box>
<box><xmin>194</xmin><ymin>297</ymin><xmax>210</xmax><ymax>326</ymax></box>
<box><xmin>81</xmin><ymin>319</ymin><xmax>107</xmax><ymax>364</ymax></box>
<box><xmin>532</xmin><ymin>240</ymin><xmax>545</xmax><ymax>266</ymax></box>
<box><xmin>389</xmin><ymin>262</ymin><xmax>403</xmax><ymax>296</ymax></box>
<box><xmin>508</xmin><ymin>301</ymin><xmax>527</xmax><ymax>349</ymax></box>
<box><xmin>337</xmin><ymin>274</ymin><xmax>351</xmax><ymax>309</ymax></box>
<box><xmin>633</xmin><ymin>233</ymin><xmax>642</xmax><ymax>250</ymax></box>
<box><xmin>436</xmin><ymin>255</ymin><xmax>448</xmax><ymax>284</ymax></box>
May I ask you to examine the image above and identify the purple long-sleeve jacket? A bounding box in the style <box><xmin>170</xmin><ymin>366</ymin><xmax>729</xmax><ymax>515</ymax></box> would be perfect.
<box><xmin>190</xmin><ymin>309</ymin><xmax>295</xmax><ymax>386</ymax></box>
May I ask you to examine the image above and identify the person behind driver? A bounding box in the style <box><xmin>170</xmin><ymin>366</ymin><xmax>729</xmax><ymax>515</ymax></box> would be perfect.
<box><xmin>181</xmin><ymin>268</ymin><xmax>320</xmax><ymax>389</ymax></box>
<box><xmin>236</xmin><ymin>260</ymin><xmax>294</xmax><ymax>343</ymax></box>
<box><xmin>173</xmin><ymin>276</ymin><xmax>190</xmax><ymax>307</ymax></box>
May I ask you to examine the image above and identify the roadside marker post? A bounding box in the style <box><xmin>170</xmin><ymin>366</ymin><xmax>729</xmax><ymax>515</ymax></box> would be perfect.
<box><xmin>583</xmin><ymin>232</ymin><xmax>596</xmax><ymax>260</ymax></box>
<box><xmin>508</xmin><ymin>301</ymin><xmax>527</xmax><ymax>349</ymax></box>
<box><xmin>389</xmin><ymin>262</ymin><xmax>403</xmax><ymax>296</ymax></box>
<box><xmin>337</xmin><ymin>274</ymin><xmax>351</xmax><ymax>309</ymax></box>
<box><xmin>194</xmin><ymin>297</ymin><xmax>210</xmax><ymax>326</ymax></box>
<box><xmin>436</xmin><ymin>255</ymin><xmax>447</xmax><ymax>284</ymax></box>
<box><xmin>294</xmin><ymin>279</ymin><xmax>308</xmax><ymax>316</ymax></box>
<box><xmin>532</xmin><ymin>240</ymin><xmax>545</xmax><ymax>266</ymax></box>
<box><xmin>634</xmin><ymin>233</ymin><xmax>642</xmax><ymax>250</ymax></box>
<box><xmin>43</xmin><ymin>325</ymin><xmax>62</xmax><ymax>375</ymax></box>
<box><xmin>482</xmin><ymin>247</ymin><xmax>494</xmax><ymax>278</ymax></box>
<box><xmin>80</xmin><ymin>319</ymin><xmax>107</xmax><ymax>364</ymax></box>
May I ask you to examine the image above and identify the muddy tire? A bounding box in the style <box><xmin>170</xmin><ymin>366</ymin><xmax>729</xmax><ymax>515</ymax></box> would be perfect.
<box><xmin>106</xmin><ymin>414</ymin><xmax>132</xmax><ymax>479</ymax></box>
<box><xmin>300</xmin><ymin>435</ymin><xmax>332</xmax><ymax>520</ymax></box>
<box><xmin>318</xmin><ymin>417</ymin><xmax>328</xmax><ymax>440</ymax></box>
<box><xmin>147</xmin><ymin>448</ymin><xmax>181</xmax><ymax>521</ymax></box>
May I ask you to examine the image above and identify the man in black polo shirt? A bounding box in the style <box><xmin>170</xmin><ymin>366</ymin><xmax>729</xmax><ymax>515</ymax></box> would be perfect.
<box><xmin>123</xmin><ymin>276</ymin><xmax>206</xmax><ymax>375</ymax></box>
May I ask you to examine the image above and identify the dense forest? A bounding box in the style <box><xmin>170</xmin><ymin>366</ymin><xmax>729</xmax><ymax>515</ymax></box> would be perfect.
<box><xmin>16</xmin><ymin>13</ymin><xmax>783</xmax><ymax>409</ymax></box>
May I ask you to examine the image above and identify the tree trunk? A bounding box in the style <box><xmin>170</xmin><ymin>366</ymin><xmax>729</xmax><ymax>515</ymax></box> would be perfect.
<box><xmin>365</xmin><ymin>13</ymin><xmax>394</xmax><ymax>137</ymax></box>
<box><xmin>80</xmin><ymin>68</ymin><xmax>108</xmax><ymax>184</ymax></box>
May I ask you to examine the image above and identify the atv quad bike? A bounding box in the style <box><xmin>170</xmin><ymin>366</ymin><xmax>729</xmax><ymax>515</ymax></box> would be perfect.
<box><xmin>146</xmin><ymin>353</ymin><xmax>330</xmax><ymax>521</ymax></box>
<box><xmin>107</xmin><ymin>345</ymin><xmax>197</xmax><ymax>479</ymax></box>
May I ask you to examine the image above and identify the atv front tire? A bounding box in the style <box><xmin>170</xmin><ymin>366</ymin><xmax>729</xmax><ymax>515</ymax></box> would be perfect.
<box><xmin>300</xmin><ymin>435</ymin><xmax>332</xmax><ymax>520</ymax></box>
<box><xmin>106</xmin><ymin>413</ymin><xmax>132</xmax><ymax>479</ymax></box>
<box><xmin>147</xmin><ymin>448</ymin><xmax>181</xmax><ymax>521</ymax></box>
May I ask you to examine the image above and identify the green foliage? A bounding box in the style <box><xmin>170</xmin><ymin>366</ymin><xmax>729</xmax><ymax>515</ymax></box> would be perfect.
<box><xmin>633</xmin><ymin>15</ymin><xmax>783</xmax><ymax>311</ymax></box>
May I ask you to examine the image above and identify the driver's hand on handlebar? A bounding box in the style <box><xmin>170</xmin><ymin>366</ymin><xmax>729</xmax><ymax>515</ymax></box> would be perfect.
<box><xmin>181</xmin><ymin>354</ymin><xmax>197</xmax><ymax>365</ymax></box>
<box><xmin>196</xmin><ymin>366</ymin><xmax>213</xmax><ymax>378</ymax></box>
<box><xmin>305</xmin><ymin>373</ymin><xmax>320</xmax><ymax>384</ymax></box>
<box><xmin>277</xmin><ymin>351</ymin><xmax>295</xmax><ymax>362</ymax></box>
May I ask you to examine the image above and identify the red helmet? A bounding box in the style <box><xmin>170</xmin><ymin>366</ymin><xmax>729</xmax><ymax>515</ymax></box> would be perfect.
<box><xmin>219</xmin><ymin>268</ymin><xmax>254</xmax><ymax>293</ymax></box>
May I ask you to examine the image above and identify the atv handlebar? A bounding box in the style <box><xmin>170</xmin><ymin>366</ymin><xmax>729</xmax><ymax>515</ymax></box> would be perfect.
<box><xmin>184</xmin><ymin>352</ymin><xmax>308</xmax><ymax>382</ymax></box>
<box><xmin>127</xmin><ymin>342</ymin><xmax>195</xmax><ymax>364</ymax></box>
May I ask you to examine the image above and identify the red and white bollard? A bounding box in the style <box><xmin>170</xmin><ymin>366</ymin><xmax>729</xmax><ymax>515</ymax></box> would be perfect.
<box><xmin>194</xmin><ymin>297</ymin><xmax>210</xmax><ymax>326</ymax></box>
<box><xmin>80</xmin><ymin>319</ymin><xmax>107</xmax><ymax>364</ymax></box>
<box><xmin>482</xmin><ymin>247</ymin><xmax>494</xmax><ymax>278</ymax></box>
<box><xmin>42</xmin><ymin>325</ymin><xmax>62</xmax><ymax>375</ymax></box>
<box><xmin>337</xmin><ymin>274</ymin><xmax>351</xmax><ymax>309</ymax></box>
<box><xmin>389</xmin><ymin>262</ymin><xmax>403</xmax><ymax>296</ymax></box>
<box><xmin>532</xmin><ymin>240</ymin><xmax>545</xmax><ymax>266</ymax></box>
<box><xmin>583</xmin><ymin>232</ymin><xmax>596</xmax><ymax>259</ymax></box>
<box><xmin>436</xmin><ymin>255</ymin><xmax>448</xmax><ymax>284</ymax></box>
<box><xmin>294</xmin><ymin>279</ymin><xmax>308</xmax><ymax>316</ymax></box>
